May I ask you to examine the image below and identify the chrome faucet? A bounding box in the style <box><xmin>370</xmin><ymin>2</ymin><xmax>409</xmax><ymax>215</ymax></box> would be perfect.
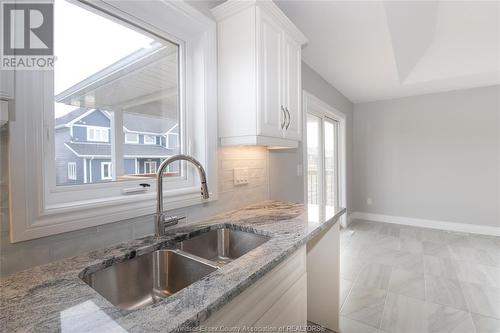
<box><xmin>155</xmin><ymin>154</ymin><xmax>209</xmax><ymax>237</ymax></box>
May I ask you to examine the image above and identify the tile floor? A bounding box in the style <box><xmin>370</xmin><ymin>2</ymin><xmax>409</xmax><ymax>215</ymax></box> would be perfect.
<box><xmin>338</xmin><ymin>220</ymin><xmax>500</xmax><ymax>333</ymax></box>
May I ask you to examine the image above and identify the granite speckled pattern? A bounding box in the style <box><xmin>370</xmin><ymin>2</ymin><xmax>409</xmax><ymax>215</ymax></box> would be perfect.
<box><xmin>0</xmin><ymin>201</ymin><xmax>345</xmax><ymax>332</ymax></box>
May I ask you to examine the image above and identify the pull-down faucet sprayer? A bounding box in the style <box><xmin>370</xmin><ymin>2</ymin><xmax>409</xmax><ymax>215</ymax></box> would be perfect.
<box><xmin>154</xmin><ymin>154</ymin><xmax>209</xmax><ymax>237</ymax></box>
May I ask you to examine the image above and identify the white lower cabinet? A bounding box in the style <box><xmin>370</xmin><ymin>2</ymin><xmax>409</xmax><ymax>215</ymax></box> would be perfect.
<box><xmin>202</xmin><ymin>246</ymin><xmax>307</xmax><ymax>330</ymax></box>
<box><xmin>253</xmin><ymin>274</ymin><xmax>307</xmax><ymax>328</ymax></box>
<box><xmin>307</xmin><ymin>223</ymin><xmax>340</xmax><ymax>332</ymax></box>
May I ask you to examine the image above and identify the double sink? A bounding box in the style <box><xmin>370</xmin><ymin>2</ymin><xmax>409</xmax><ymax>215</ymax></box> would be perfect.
<box><xmin>82</xmin><ymin>227</ymin><xmax>270</xmax><ymax>310</ymax></box>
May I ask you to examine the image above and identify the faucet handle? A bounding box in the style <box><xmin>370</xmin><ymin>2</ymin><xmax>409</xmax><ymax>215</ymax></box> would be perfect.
<box><xmin>162</xmin><ymin>215</ymin><xmax>186</xmax><ymax>227</ymax></box>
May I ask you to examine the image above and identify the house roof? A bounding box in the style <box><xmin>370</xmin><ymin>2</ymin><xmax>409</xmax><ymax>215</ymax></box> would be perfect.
<box><xmin>55</xmin><ymin>108</ymin><xmax>89</xmax><ymax>127</ymax></box>
<box><xmin>56</xmin><ymin>108</ymin><xmax>177</xmax><ymax>134</ymax></box>
<box><xmin>65</xmin><ymin>142</ymin><xmax>176</xmax><ymax>158</ymax></box>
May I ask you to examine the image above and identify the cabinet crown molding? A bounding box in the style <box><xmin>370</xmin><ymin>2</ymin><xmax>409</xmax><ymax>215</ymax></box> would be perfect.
<box><xmin>211</xmin><ymin>0</ymin><xmax>308</xmax><ymax>45</ymax></box>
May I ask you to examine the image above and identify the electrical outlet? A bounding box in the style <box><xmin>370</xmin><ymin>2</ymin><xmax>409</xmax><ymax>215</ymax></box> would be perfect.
<box><xmin>234</xmin><ymin>167</ymin><xmax>249</xmax><ymax>185</ymax></box>
<box><xmin>367</xmin><ymin>197</ymin><xmax>373</xmax><ymax>205</ymax></box>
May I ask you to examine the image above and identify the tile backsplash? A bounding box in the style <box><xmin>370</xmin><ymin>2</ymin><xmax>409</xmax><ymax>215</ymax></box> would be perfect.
<box><xmin>0</xmin><ymin>144</ymin><xmax>269</xmax><ymax>277</ymax></box>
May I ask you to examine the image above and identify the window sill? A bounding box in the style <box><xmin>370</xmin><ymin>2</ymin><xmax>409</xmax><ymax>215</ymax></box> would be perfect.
<box><xmin>12</xmin><ymin>188</ymin><xmax>217</xmax><ymax>242</ymax></box>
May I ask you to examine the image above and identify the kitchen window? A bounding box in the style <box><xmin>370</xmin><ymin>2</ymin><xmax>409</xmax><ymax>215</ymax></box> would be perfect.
<box><xmin>8</xmin><ymin>0</ymin><xmax>217</xmax><ymax>242</ymax></box>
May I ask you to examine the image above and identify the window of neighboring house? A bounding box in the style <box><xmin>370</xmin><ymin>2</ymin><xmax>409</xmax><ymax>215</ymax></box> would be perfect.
<box><xmin>144</xmin><ymin>161</ymin><xmax>157</xmax><ymax>174</ymax></box>
<box><xmin>87</xmin><ymin>126</ymin><xmax>109</xmax><ymax>142</ymax></box>
<box><xmin>9</xmin><ymin>0</ymin><xmax>216</xmax><ymax>242</ymax></box>
<box><xmin>125</xmin><ymin>133</ymin><xmax>139</xmax><ymax>144</ymax></box>
<box><xmin>67</xmin><ymin>162</ymin><xmax>76</xmax><ymax>180</ymax></box>
<box><xmin>101</xmin><ymin>162</ymin><xmax>113</xmax><ymax>180</ymax></box>
<box><xmin>143</xmin><ymin>135</ymin><xmax>156</xmax><ymax>145</ymax></box>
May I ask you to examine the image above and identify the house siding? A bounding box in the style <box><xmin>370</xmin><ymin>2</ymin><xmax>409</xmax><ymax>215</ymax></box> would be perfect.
<box><xmin>54</xmin><ymin>109</ymin><xmax>177</xmax><ymax>185</ymax></box>
<box><xmin>55</xmin><ymin>127</ymin><xmax>83</xmax><ymax>185</ymax></box>
<box><xmin>73</xmin><ymin>110</ymin><xmax>111</xmax><ymax>143</ymax></box>
<box><xmin>71</xmin><ymin>126</ymin><xmax>86</xmax><ymax>142</ymax></box>
<box><xmin>124</xmin><ymin>159</ymin><xmax>136</xmax><ymax>174</ymax></box>
<box><xmin>88</xmin><ymin>159</ymin><xmax>111</xmax><ymax>182</ymax></box>
<box><xmin>75</xmin><ymin>110</ymin><xmax>110</xmax><ymax>127</ymax></box>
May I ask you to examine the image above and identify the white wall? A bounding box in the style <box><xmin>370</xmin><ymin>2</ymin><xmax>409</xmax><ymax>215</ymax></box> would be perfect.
<box><xmin>269</xmin><ymin>62</ymin><xmax>354</xmax><ymax>211</ymax></box>
<box><xmin>353</xmin><ymin>85</ymin><xmax>500</xmax><ymax>228</ymax></box>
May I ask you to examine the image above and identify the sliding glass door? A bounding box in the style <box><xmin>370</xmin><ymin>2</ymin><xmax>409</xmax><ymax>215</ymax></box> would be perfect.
<box><xmin>324</xmin><ymin>118</ymin><xmax>340</xmax><ymax>207</ymax></box>
<box><xmin>307</xmin><ymin>114</ymin><xmax>322</xmax><ymax>205</ymax></box>
<box><xmin>306</xmin><ymin>114</ymin><xmax>340</xmax><ymax>207</ymax></box>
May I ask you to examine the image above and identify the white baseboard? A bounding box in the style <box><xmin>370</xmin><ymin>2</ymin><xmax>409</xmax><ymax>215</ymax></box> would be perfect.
<box><xmin>346</xmin><ymin>213</ymin><xmax>355</xmax><ymax>227</ymax></box>
<box><xmin>350</xmin><ymin>212</ymin><xmax>500</xmax><ymax>237</ymax></box>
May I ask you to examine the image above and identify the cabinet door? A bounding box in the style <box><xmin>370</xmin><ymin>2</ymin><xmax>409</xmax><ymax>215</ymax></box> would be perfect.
<box><xmin>307</xmin><ymin>222</ymin><xmax>340</xmax><ymax>332</ymax></box>
<box><xmin>257</xmin><ymin>9</ymin><xmax>285</xmax><ymax>138</ymax></box>
<box><xmin>202</xmin><ymin>247</ymin><xmax>306</xmax><ymax>328</ymax></box>
<box><xmin>253</xmin><ymin>273</ymin><xmax>307</xmax><ymax>329</ymax></box>
<box><xmin>282</xmin><ymin>35</ymin><xmax>301</xmax><ymax>141</ymax></box>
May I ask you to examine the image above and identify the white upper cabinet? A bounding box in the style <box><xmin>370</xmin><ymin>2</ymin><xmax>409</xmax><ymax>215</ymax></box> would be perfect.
<box><xmin>282</xmin><ymin>34</ymin><xmax>302</xmax><ymax>141</ymax></box>
<box><xmin>257</xmin><ymin>9</ymin><xmax>283</xmax><ymax>139</ymax></box>
<box><xmin>212</xmin><ymin>0</ymin><xmax>307</xmax><ymax>148</ymax></box>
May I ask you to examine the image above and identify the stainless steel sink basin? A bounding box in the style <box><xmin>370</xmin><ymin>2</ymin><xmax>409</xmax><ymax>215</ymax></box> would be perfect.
<box><xmin>82</xmin><ymin>228</ymin><xmax>270</xmax><ymax>310</ymax></box>
<box><xmin>176</xmin><ymin>228</ymin><xmax>270</xmax><ymax>265</ymax></box>
<box><xmin>82</xmin><ymin>250</ymin><xmax>217</xmax><ymax>310</ymax></box>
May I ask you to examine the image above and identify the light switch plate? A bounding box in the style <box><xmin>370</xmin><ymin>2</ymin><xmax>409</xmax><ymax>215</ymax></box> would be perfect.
<box><xmin>234</xmin><ymin>167</ymin><xmax>249</xmax><ymax>185</ymax></box>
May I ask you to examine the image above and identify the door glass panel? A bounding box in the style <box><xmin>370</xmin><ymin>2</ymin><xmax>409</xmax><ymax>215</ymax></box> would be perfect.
<box><xmin>307</xmin><ymin>114</ymin><xmax>321</xmax><ymax>205</ymax></box>
<box><xmin>324</xmin><ymin>119</ymin><xmax>339</xmax><ymax>207</ymax></box>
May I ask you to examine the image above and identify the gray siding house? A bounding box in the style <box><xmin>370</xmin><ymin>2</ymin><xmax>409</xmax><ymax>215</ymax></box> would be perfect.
<box><xmin>55</xmin><ymin>108</ymin><xmax>179</xmax><ymax>185</ymax></box>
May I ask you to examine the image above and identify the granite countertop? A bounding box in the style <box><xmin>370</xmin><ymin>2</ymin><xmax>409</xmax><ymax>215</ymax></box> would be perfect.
<box><xmin>0</xmin><ymin>201</ymin><xmax>345</xmax><ymax>332</ymax></box>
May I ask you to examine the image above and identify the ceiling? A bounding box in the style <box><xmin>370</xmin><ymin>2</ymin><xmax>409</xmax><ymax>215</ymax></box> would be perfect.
<box><xmin>276</xmin><ymin>1</ymin><xmax>500</xmax><ymax>103</ymax></box>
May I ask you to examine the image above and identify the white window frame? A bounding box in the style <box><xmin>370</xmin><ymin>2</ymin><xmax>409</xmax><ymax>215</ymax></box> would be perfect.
<box><xmin>144</xmin><ymin>161</ymin><xmax>157</xmax><ymax>174</ymax></box>
<box><xmin>8</xmin><ymin>0</ymin><xmax>217</xmax><ymax>242</ymax></box>
<box><xmin>87</xmin><ymin>126</ymin><xmax>109</xmax><ymax>142</ymax></box>
<box><xmin>143</xmin><ymin>135</ymin><xmax>156</xmax><ymax>145</ymax></box>
<box><xmin>101</xmin><ymin>162</ymin><xmax>112</xmax><ymax>180</ymax></box>
<box><xmin>124</xmin><ymin>132</ymin><xmax>139</xmax><ymax>144</ymax></box>
<box><xmin>67</xmin><ymin>162</ymin><xmax>77</xmax><ymax>180</ymax></box>
<box><xmin>303</xmin><ymin>91</ymin><xmax>347</xmax><ymax>227</ymax></box>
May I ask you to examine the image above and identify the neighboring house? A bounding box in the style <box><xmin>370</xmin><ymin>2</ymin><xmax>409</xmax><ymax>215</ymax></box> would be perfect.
<box><xmin>55</xmin><ymin>108</ymin><xmax>179</xmax><ymax>185</ymax></box>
